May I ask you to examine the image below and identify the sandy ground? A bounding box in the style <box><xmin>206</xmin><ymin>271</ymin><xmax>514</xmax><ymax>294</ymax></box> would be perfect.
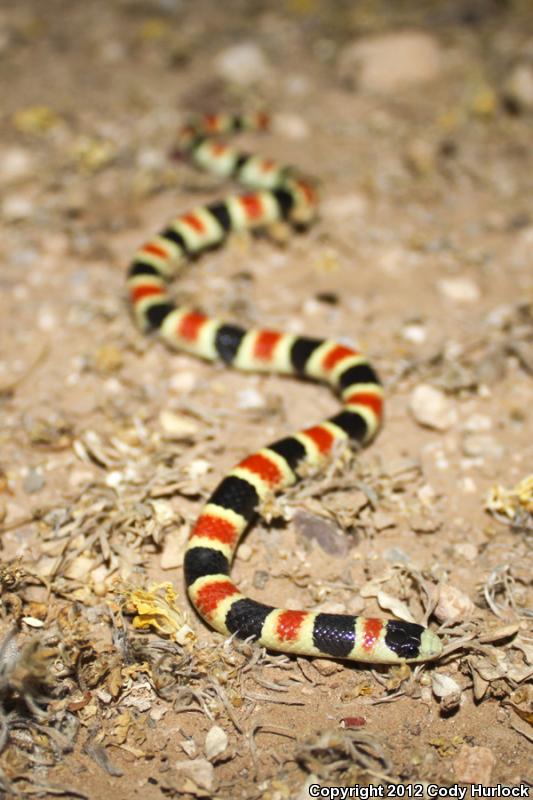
<box><xmin>0</xmin><ymin>1</ymin><xmax>532</xmax><ymax>798</ymax></box>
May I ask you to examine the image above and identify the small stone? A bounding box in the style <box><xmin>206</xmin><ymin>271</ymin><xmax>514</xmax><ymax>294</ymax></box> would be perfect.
<box><xmin>23</xmin><ymin>468</ymin><xmax>45</xmax><ymax>494</ymax></box>
<box><xmin>453</xmin><ymin>543</ymin><xmax>478</xmax><ymax>561</ymax></box>
<box><xmin>204</xmin><ymin>725</ymin><xmax>228</xmax><ymax>761</ymax></box>
<box><xmin>105</xmin><ymin>471</ymin><xmax>123</xmax><ymax>488</ymax></box>
<box><xmin>160</xmin><ymin>526</ymin><xmax>187</xmax><ymax>570</ymax></box>
<box><xmin>64</xmin><ymin>555</ymin><xmax>96</xmax><ymax>581</ymax></box>
<box><xmin>463</xmin><ymin>413</ymin><xmax>492</xmax><ymax>433</ymax></box>
<box><xmin>186</xmin><ymin>459</ymin><xmax>210</xmax><ymax>480</ymax></box>
<box><xmin>2</xmin><ymin>194</ymin><xmax>34</xmax><ymax>220</ymax></box>
<box><xmin>454</xmin><ymin>744</ymin><xmax>495</xmax><ymax>785</ymax></box>
<box><xmin>273</xmin><ymin>113</ymin><xmax>309</xmax><ymax>140</ymax></box>
<box><xmin>312</xmin><ymin>658</ymin><xmax>343</xmax><ymax>676</ymax></box>
<box><xmin>432</xmin><ymin>673</ymin><xmax>462</xmax><ymax>712</ymax></box>
<box><xmin>337</xmin><ymin>31</ymin><xmax>442</xmax><ymax>94</ymax></box>
<box><xmin>236</xmin><ymin>388</ymin><xmax>265</xmax><ymax>409</ymax></box>
<box><xmin>0</xmin><ymin>147</ymin><xmax>34</xmax><ymax>183</ymax></box>
<box><xmin>37</xmin><ymin>308</ymin><xmax>56</xmax><ymax>331</ymax></box>
<box><xmin>159</xmin><ymin>410</ymin><xmax>198</xmax><ymax>439</ymax></box>
<box><xmin>151</xmin><ymin>500</ymin><xmax>175</xmax><ymax>526</ymax></box>
<box><xmin>174</xmin><ymin>758</ymin><xmax>215</xmax><ymax>796</ymax></box>
<box><xmin>462</xmin><ymin>434</ymin><xmax>504</xmax><ymax>460</ymax></box>
<box><xmin>22</xmin><ymin>616</ymin><xmax>45</xmax><ymax>628</ymax></box>
<box><xmin>214</xmin><ymin>42</ymin><xmax>269</xmax><ymax>86</ymax></box>
<box><xmin>405</xmin><ymin>138</ymin><xmax>437</xmax><ymax>176</ymax></box>
<box><xmin>438</xmin><ymin>276</ymin><xmax>480</xmax><ymax>303</ymax></box>
<box><xmin>372</xmin><ymin>511</ymin><xmax>396</xmax><ymax>531</ymax></box>
<box><xmin>409</xmin><ymin>384</ymin><xmax>457</xmax><ymax>431</ymax></box>
<box><xmin>401</xmin><ymin>322</ymin><xmax>427</xmax><ymax>344</ymax></box>
<box><xmin>169</xmin><ymin>371</ymin><xmax>197</xmax><ymax>393</ymax></box>
<box><xmin>237</xmin><ymin>543</ymin><xmax>252</xmax><ymax>562</ymax></box>
<box><xmin>322</xmin><ymin>193</ymin><xmax>367</xmax><ymax>221</ymax></box>
<box><xmin>504</xmin><ymin>64</ymin><xmax>533</xmax><ymax>113</ymax></box>
<box><xmin>434</xmin><ymin>584</ymin><xmax>475</xmax><ymax>624</ymax></box>
<box><xmin>293</xmin><ymin>511</ymin><xmax>348</xmax><ymax>557</ymax></box>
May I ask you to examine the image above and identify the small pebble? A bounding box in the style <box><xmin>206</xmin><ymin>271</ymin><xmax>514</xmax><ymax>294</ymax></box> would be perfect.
<box><xmin>432</xmin><ymin>673</ymin><xmax>462</xmax><ymax>712</ymax></box>
<box><xmin>37</xmin><ymin>308</ymin><xmax>57</xmax><ymax>331</ymax></box>
<box><xmin>23</xmin><ymin>467</ymin><xmax>45</xmax><ymax>494</ymax></box>
<box><xmin>186</xmin><ymin>459</ymin><xmax>210</xmax><ymax>480</ymax></box>
<box><xmin>159</xmin><ymin>410</ymin><xmax>198</xmax><ymax>439</ymax></box>
<box><xmin>237</xmin><ymin>543</ymin><xmax>252</xmax><ymax>562</ymax></box>
<box><xmin>438</xmin><ymin>276</ymin><xmax>480</xmax><ymax>303</ymax></box>
<box><xmin>504</xmin><ymin>63</ymin><xmax>533</xmax><ymax>113</ymax></box>
<box><xmin>160</xmin><ymin>535</ymin><xmax>185</xmax><ymax>570</ymax></box>
<box><xmin>337</xmin><ymin>31</ymin><xmax>442</xmax><ymax>93</ymax></box>
<box><xmin>214</xmin><ymin>42</ymin><xmax>269</xmax><ymax>85</ymax></box>
<box><xmin>462</xmin><ymin>434</ymin><xmax>504</xmax><ymax>460</ymax></box>
<box><xmin>401</xmin><ymin>322</ymin><xmax>427</xmax><ymax>344</ymax></box>
<box><xmin>322</xmin><ymin>193</ymin><xmax>367</xmax><ymax>221</ymax></box>
<box><xmin>405</xmin><ymin>138</ymin><xmax>437</xmax><ymax>175</ymax></box>
<box><xmin>236</xmin><ymin>387</ymin><xmax>265</xmax><ymax>409</ymax></box>
<box><xmin>174</xmin><ymin>758</ymin><xmax>214</xmax><ymax>794</ymax></box>
<box><xmin>409</xmin><ymin>384</ymin><xmax>457</xmax><ymax>431</ymax></box>
<box><xmin>273</xmin><ymin>113</ymin><xmax>309</xmax><ymax>140</ymax></box>
<box><xmin>2</xmin><ymin>194</ymin><xmax>34</xmax><ymax>220</ymax></box>
<box><xmin>0</xmin><ymin>147</ymin><xmax>34</xmax><ymax>183</ymax></box>
<box><xmin>293</xmin><ymin>510</ymin><xmax>348</xmax><ymax>557</ymax></box>
<box><xmin>372</xmin><ymin>511</ymin><xmax>396</xmax><ymax>531</ymax></box>
<box><xmin>454</xmin><ymin>744</ymin><xmax>495</xmax><ymax>785</ymax></box>
<box><xmin>205</xmin><ymin>726</ymin><xmax>228</xmax><ymax>761</ymax></box>
<box><xmin>169</xmin><ymin>371</ymin><xmax>197</xmax><ymax>393</ymax></box>
<box><xmin>454</xmin><ymin>543</ymin><xmax>478</xmax><ymax>561</ymax></box>
<box><xmin>463</xmin><ymin>413</ymin><xmax>492</xmax><ymax>433</ymax></box>
<box><xmin>434</xmin><ymin>583</ymin><xmax>475</xmax><ymax>624</ymax></box>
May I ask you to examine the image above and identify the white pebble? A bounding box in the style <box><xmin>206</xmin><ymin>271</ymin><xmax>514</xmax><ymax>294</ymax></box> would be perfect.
<box><xmin>434</xmin><ymin>584</ymin><xmax>475</xmax><ymax>623</ymax></box>
<box><xmin>273</xmin><ymin>113</ymin><xmax>309</xmax><ymax>140</ymax></box>
<box><xmin>322</xmin><ymin>193</ymin><xmax>367</xmax><ymax>220</ymax></box>
<box><xmin>462</xmin><ymin>434</ymin><xmax>504</xmax><ymax>460</ymax></box>
<box><xmin>454</xmin><ymin>542</ymin><xmax>478</xmax><ymax>561</ymax></box>
<box><xmin>205</xmin><ymin>725</ymin><xmax>228</xmax><ymax>761</ymax></box>
<box><xmin>22</xmin><ymin>616</ymin><xmax>44</xmax><ymax>628</ymax></box>
<box><xmin>105</xmin><ymin>470</ymin><xmax>123</xmax><ymax>488</ymax></box>
<box><xmin>438</xmin><ymin>276</ymin><xmax>480</xmax><ymax>303</ymax></box>
<box><xmin>504</xmin><ymin>63</ymin><xmax>533</xmax><ymax>112</ymax></box>
<box><xmin>460</xmin><ymin>476</ymin><xmax>477</xmax><ymax>493</ymax></box>
<box><xmin>463</xmin><ymin>413</ymin><xmax>492</xmax><ymax>433</ymax></box>
<box><xmin>237</xmin><ymin>387</ymin><xmax>265</xmax><ymax>409</ymax></box>
<box><xmin>214</xmin><ymin>42</ymin><xmax>269</xmax><ymax>86</ymax></box>
<box><xmin>0</xmin><ymin>147</ymin><xmax>34</xmax><ymax>182</ymax></box>
<box><xmin>432</xmin><ymin>673</ymin><xmax>462</xmax><ymax>711</ymax></box>
<box><xmin>169</xmin><ymin>371</ymin><xmax>197</xmax><ymax>393</ymax></box>
<box><xmin>2</xmin><ymin>194</ymin><xmax>34</xmax><ymax>220</ymax></box>
<box><xmin>151</xmin><ymin>499</ymin><xmax>175</xmax><ymax>526</ymax></box>
<box><xmin>159</xmin><ymin>410</ymin><xmax>198</xmax><ymax>439</ymax></box>
<box><xmin>160</xmin><ymin>528</ymin><xmax>187</xmax><ymax>570</ymax></box>
<box><xmin>337</xmin><ymin>31</ymin><xmax>442</xmax><ymax>93</ymax></box>
<box><xmin>38</xmin><ymin>309</ymin><xmax>57</xmax><ymax>331</ymax></box>
<box><xmin>409</xmin><ymin>384</ymin><xmax>457</xmax><ymax>431</ymax></box>
<box><xmin>401</xmin><ymin>322</ymin><xmax>427</xmax><ymax>344</ymax></box>
<box><xmin>174</xmin><ymin>759</ymin><xmax>214</xmax><ymax>794</ymax></box>
<box><xmin>186</xmin><ymin>459</ymin><xmax>210</xmax><ymax>480</ymax></box>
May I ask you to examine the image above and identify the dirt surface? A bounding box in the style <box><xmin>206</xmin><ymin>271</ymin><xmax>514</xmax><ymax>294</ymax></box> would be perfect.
<box><xmin>0</xmin><ymin>1</ymin><xmax>532</xmax><ymax>798</ymax></box>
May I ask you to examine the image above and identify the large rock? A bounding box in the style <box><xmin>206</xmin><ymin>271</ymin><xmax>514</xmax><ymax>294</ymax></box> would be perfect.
<box><xmin>338</xmin><ymin>31</ymin><xmax>442</xmax><ymax>94</ymax></box>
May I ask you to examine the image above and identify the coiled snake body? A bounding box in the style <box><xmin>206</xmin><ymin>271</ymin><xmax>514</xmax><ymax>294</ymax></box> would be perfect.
<box><xmin>127</xmin><ymin>113</ymin><xmax>442</xmax><ymax>664</ymax></box>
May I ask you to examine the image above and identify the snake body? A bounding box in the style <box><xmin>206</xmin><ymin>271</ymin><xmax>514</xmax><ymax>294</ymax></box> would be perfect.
<box><xmin>127</xmin><ymin>113</ymin><xmax>442</xmax><ymax>664</ymax></box>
